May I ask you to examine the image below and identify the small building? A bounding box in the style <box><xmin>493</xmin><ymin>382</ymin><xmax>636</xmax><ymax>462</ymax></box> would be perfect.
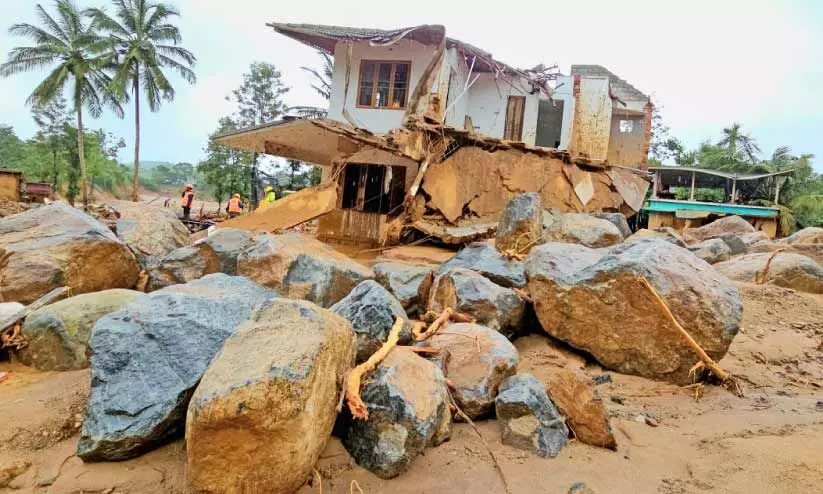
<box><xmin>645</xmin><ymin>167</ymin><xmax>794</xmax><ymax>238</ymax></box>
<box><xmin>0</xmin><ymin>169</ymin><xmax>24</xmax><ymax>202</ymax></box>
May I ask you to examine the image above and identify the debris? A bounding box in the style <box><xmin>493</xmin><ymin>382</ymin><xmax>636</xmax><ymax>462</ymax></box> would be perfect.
<box><xmin>217</xmin><ymin>184</ymin><xmax>338</xmax><ymax>232</ymax></box>
<box><xmin>186</xmin><ymin>299</ymin><xmax>355</xmax><ymax>494</ymax></box>
<box><xmin>0</xmin><ymin>371</ymin><xmax>8</xmax><ymax>384</ymax></box>
<box><xmin>495</xmin><ymin>373</ymin><xmax>569</xmax><ymax>458</ymax></box>
<box><xmin>593</xmin><ymin>374</ymin><xmax>612</xmax><ymax>386</ymax></box>
<box><xmin>1</xmin><ymin>286</ymin><xmax>70</xmax><ymax>351</ymax></box>
<box><xmin>0</xmin><ymin>460</ymin><xmax>31</xmax><ymax>489</ymax></box>
<box><xmin>412</xmin><ymin>307</ymin><xmax>474</xmax><ymax>341</ymax></box>
<box><xmin>610</xmin><ymin>395</ymin><xmax>626</xmax><ymax>405</ymax></box>
<box><xmin>346</xmin><ymin>318</ymin><xmax>404</xmax><ymax>420</ymax></box>
<box><xmin>644</xmin><ymin>416</ymin><xmax>660</xmax><ymax>427</ymax></box>
<box><xmin>343</xmin><ymin>347</ymin><xmax>451</xmax><ymax>479</ymax></box>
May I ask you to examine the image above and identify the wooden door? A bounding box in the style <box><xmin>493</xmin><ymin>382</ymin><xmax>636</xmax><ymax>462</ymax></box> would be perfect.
<box><xmin>504</xmin><ymin>95</ymin><xmax>526</xmax><ymax>141</ymax></box>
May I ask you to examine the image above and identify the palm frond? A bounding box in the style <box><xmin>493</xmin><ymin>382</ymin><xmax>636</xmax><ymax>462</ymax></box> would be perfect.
<box><xmin>34</xmin><ymin>3</ymin><xmax>69</xmax><ymax>43</ymax></box>
<box><xmin>26</xmin><ymin>64</ymin><xmax>70</xmax><ymax>108</ymax></box>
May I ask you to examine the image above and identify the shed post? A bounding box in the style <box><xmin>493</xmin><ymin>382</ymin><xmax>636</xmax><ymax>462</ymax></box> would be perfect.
<box><xmin>730</xmin><ymin>179</ymin><xmax>737</xmax><ymax>204</ymax></box>
<box><xmin>774</xmin><ymin>177</ymin><xmax>782</xmax><ymax>205</ymax></box>
<box><xmin>689</xmin><ymin>171</ymin><xmax>696</xmax><ymax>201</ymax></box>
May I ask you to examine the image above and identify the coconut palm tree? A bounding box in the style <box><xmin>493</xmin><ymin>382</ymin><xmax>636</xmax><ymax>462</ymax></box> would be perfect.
<box><xmin>718</xmin><ymin>123</ymin><xmax>761</xmax><ymax>165</ymax></box>
<box><xmin>86</xmin><ymin>0</ymin><xmax>196</xmax><ymax>201</ymax></box>
<box><xmin>290</xmin><ymin>51</ymin><xmax>333</xmax><ymax>118</ymax></box>
<box><xmin>0</xmin><ymin>1</ymin><xmax>122</xmax><ymax>207</ymax></box>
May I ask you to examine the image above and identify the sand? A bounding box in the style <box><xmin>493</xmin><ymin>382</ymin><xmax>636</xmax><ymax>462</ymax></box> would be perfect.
<box><xmin>1</xmin><ymin>281</ymin><xmax>822</xmax><ymax>493</ymax></box>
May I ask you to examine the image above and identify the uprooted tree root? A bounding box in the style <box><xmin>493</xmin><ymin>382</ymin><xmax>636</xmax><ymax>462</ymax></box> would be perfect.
<box><xmin>346</xmin><ymin>318</ymin><xmax>404</xmax><ymax>420</ymax></box>
<box><xmin>637</xmin><ymin>276</ymin><xmax>744</xmax><ymax>397</ymax></box>
<box><xmin>412</xmin><ymin>308</ymin><xmax>474</xmax><ymax>341</ymax></box>
<box><xmin>756</xmin><ymin>248</ymin><xmax>785</xmax><ymax>284</ymax></box>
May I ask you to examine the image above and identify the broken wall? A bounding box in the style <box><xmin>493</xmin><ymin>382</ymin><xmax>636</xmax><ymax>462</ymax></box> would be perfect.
<box><xmin>568</xmin><ymin>76</ymin><xmax>612</xmax><ymax>161</ymax></box>
<box><xmin>607</xmin><ymin>112</ymin><xmax>646</xmax><ymax>167</ymax></box>
<box><xmin>464</xmin><ymin>73</ymin><xmax>540</xmax><ymax>145</ymax></box>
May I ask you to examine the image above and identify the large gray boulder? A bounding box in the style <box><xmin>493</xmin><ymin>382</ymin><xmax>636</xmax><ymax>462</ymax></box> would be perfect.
<box><xmin>625</xmin><ymin>227</ymin><xmax>687</xmax><ymax>247</ymax></box>
<box><xmin>682</xmin><ymin>215</ymin><xmax>755</xmax><ymax>244</ymax></box>
<box><xmin>105</xmin><ymin>200</ymin><xmax>190</xmax><ymax>268</ymax></box>
<box><xmin>427</xmin><ymin>269</ymin><xmax>525</xmax><ymax>338</ymax></box>
<box><xmin>237</xmin><ymin>233</ymin><xmax>374</xmax><ymax>308</ymax></box>
<box><xmin>495</xmin><ymin>193</ymin><xmax>543</xmax><ymax>254</ymax></box>
<box><xmin>542</xmin><ymin>212</ymin><xmax>623</xmax><ymax>248</ymax></box>
<box><xmin>714</xmin><ymin>252</ymin><xmax>823</xmax><ymax>293</ymax></box>
<box><xmin>0</xmin><ymin>202</ymin><xmax>140</xmax><ymax>304</ymax></box>
<box><xmin>343</xmin><ymin>348</ymin><xmax>451</xmax><ymax>479</ymax></box>
<box><xmin>591</xmin><ymin>212</ymin><xmax>632</xmax><ymax>239</ymax></box>
<box><xmin>186</xmin><ymin>299</ymin><xmax>355</xmax><ymax>494</ymax></box>
<box><xmin>373</xmin><ymin>261</ymin><xmax>433</xmax><ymax>314</ymax></box>
<box><xmin>688</xmin><ymin>238</ymin><xmax>732</xmax><ymax>264</ymax></box>
<box><xmin>429</xmin><ymin>323</ymin><xmax>519</xmax><ymax>418</ymax></box>
<box><xmin>717</xmin><ymin>232</ymin><xmax>748</xmax><ymax>256</ymax></box>
<box><xmin>783</xmin><ymin>227</ymin><xmax>823</xmax><ymax>245</ymax></box>
<box><xmin>15</xmin><ymin>289</ymin><xmax>144</xmax><ymax>371</ymax></box>
<box><xmin>146</xmin><ymin>228</ymin><xmax>254</xmax><ymax>291</ymax></box>
<box><xmin>525</xmin><ymin>243</ymin><xmax>603</xmax><ymax>282</ymax></box>
<box><xmin>77</xmin><ymin>274</ymin><xmax>272</xmax><ymax>461</ymax></box>
<box><xmin>331</xmin><ymin>280</ymin><xmax>411</xmax><ymax>363</ymax></box>
<box><xmin>495</xmin><ymin>374</ymin><xmax>569</xmax><ymax>458</ymax></box>
<box><xmin>527</xmin><ymin>239</ymin><xmax>742</xmax><ymax>384</ymax></box>
<box><xmin>437</xmin><ymin>242</ymin><xmax>526</xmax><ymax>288</ymax></box>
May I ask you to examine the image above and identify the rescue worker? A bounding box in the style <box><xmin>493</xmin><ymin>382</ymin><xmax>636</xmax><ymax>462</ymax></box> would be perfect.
<box><xmin>226</xmin><ymin>193</ymin><xmax>244</xmax><ymax>218</ymax></box>
<box><xmin>181</xmin><ymin>184</ymin><xmax>194</xmax><ymax>219</ymax></box>
<box><xmin>259</xmin><ymin>185</ymin><xmax>276</xmax><ymax>209</ymax></box>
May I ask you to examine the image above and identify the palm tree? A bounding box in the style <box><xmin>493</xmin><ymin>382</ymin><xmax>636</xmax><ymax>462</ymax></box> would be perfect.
<box><xmin>1</xmin><ymin>1</ymin><xmax>122</xmax><ymax>207</ymax></box>
<box><xmin>718</xmin><ymin>123</ymin><xmax>761</xmax><ymax>165</ymax></box>
<box><xmin>290</xmin><ymin>51</ymin><xmax>333</xmax><ymax>118</ymax></box>
<box><xmin>86</xmin><ymin>0</ymin><xmax>196</xmax><ymax>202</ymax></box>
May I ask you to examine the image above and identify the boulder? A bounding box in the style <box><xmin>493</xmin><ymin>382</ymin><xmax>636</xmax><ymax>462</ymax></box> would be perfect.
<box><xmin>784</xmin><ymin>227</ymin><xmax>823</xmax><ymax>245</ymax></box>
<box><xmin>714</xmin><ymin>253</ymin><xmax>823</xmax><ymax>293</ymax></box>
<box><xmin>0</xmin><ymin>202</ymin><xmax>140</xmax><ymax>304</ymax></box>
<box><xmin>331</xmin><ymin>280</ymin><xmax>411</xmax><ymax>363</ymax></box>
<box><xmin>495</xmin><ymin>193</ymin><xmax>543</xmax><ymax>254</ymax></box>
<box><xmin>591</xmin><ymin>212</ymin><xmax>632</xmax><ymax>239</ymax></box>
<box><xmin>748</xmin><ymin>239</ymin><xmax>780</xmax><ymax>253</ymax></box>
<box><xmin>527</xmin><ymin>239</ymin><xmax>742</xmax><ymax>384</ymax></box>
<box><xmin>146</xmin><ymin>228</ymin><xmax>255</xmax><ymax>291</ymax></box>
<box><xmin>237</xmin><ymin>233</ymin><xmax>374</xmax><ymax>308</ymax></box>
<box><xmin>186</xmin><ymin>299</ymin><xmax>355</xmax><ymax>494</ymax></box>
<box><xmin>0</xmin><ymin>302</ymin><xmax>24</xmax><ymax>322</ymax></box>
<box><xmin>525</xmin><ymin>243</ymin><xmax>603</xmax><ymax>282</ymax></box>
<box><xmin>105</xmin><ymin>200</ymin><xmax>190</xmax><ymax>267</ymax></box>
<box><xmin>343</xmin><ymin>347</ymin><xmax>451</xmax><ymax>479</ymax></box>
<box><xmin>625</xmin><ymin>227</ymin><xmax>687</xmax><ymax>248</ymax></box>
<box><xmin>373</xmin><ymin>261</ymin><xmax>433</xmax><ymax>314</ymax></box>
<box><xmin>436</xmin><ymin>242</ymin><xmax>526</xmax><ymax>288</ymax></box>
<box><xmin>544</xmin><ymin>367</ymin><xmax>616</xmax><ymax>449</ymax></box>
<box><xmin>688</xmin><ymin>238</ymin><xmax>732</xmax><ymax>264</ymax></box>
<box><xmin>542</xmin><ymin>212</ymin><xmax>623</xmax><ymax>248</ymax></box>
<box><xmin>429</xmin><ymin>323</ymin><xmax>519</xmax><ymax>418</ymax></box>
<box><xmin>78</xmin><ymin>274</ymin><xmax>272</xmax><ymax>461</ymax></box>
<box><xmin>717</xmin><ymin>232</ymin><xmax>748</xmax><ymax>256</ymax></box>
<box><xmin>495</xmin><ymin>374</ymin><xmax>569</xmax><ymax>458</ymax></box>
<box><xmin>785</xmin><ymin>244</ymin><xmax>823</xmax><ymax>266</ymax></box>
<box><xmin>738</xmin><ymin>231</ymin><xmax>771</xmax><ymax>247</ymax></box>
<box><xmin>427</xmin><ymin>269</ymin><xmax>525</xmax><ymax>338</ymax></box>
<box><xmin>682</xmin><ymin>215</ymin><xmax>755</xmax><ymax>244</ymax></box>
<box><xmin>15</xmin><ymin>289</ymin><xmax>144</xmax><ymax>371</ymax></box>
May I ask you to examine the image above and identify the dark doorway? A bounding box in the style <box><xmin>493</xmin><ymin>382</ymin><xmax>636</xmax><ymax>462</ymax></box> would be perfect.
<box><xmin>340</xmin><ymin>164</ymin><xmax>407</xmax><ymax>216</ymax></box>
<box><xmin>535</xmin><ymin>99</ymin><xmax>564</xmax><ymax>148</ymax></box>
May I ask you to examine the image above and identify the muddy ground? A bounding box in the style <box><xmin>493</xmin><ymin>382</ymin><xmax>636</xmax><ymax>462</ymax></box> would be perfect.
<box><xmin>2</xmin><ymin>281</ymin><xmax>822</xmax><ymax>494</ymax></box>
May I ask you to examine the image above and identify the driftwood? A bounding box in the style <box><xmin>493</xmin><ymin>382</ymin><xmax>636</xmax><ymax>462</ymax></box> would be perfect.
<box><xmin>345</xmin><ymin>317</ymin><xmax>404</xmax><ymax>420</ymax></box>
<box><xmin>756</xmin><ymin>248</ymin><xmax>785</xmax><ymax>284</ymax></box>
<box><xmin>1</xmin><ymin>286</ymin><xmax>70</xmax><ymax>350</ymax></box>
<box><xmin>412</xmin><ymin>308</ymin><xmax>474</xmax><ymax>341</ymax></box>
<box><xmin>637</xmin><ymin>277</ymin><xmax>742</xmax><ymax>396</ymax></box>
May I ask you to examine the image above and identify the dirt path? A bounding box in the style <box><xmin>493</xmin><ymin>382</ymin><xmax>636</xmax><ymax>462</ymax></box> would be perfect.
<box><xmin>2</xmin><ymin>282</ymin><xmax>822</xmax><ymax>493</ymax></box>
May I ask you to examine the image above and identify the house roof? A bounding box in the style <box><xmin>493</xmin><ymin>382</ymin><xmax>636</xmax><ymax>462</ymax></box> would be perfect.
<box><xmin>571</xmin><ymin>65</ymin><xmax>649</xmax><ymax>103</ymax></box>
<box><xmin>268</xmin><ymin>22</ymin><xmax>553</xmax><ymax>94</ymax></box>
<box><xmin>650</xmin><ymin>166</ymin><xmax>795</xmax><ymax>182</ymax></box>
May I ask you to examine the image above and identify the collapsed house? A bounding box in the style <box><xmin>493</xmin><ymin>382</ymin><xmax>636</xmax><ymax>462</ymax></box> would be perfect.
<box><xmin>214</xmin><ymin>23</ymin><xmax>652</xmax><ymax>245</ymax></box>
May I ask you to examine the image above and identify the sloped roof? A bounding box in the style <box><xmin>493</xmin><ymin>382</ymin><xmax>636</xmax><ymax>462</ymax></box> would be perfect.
<box><xmin>571</xmin><ymin>65</ymin><xmax>649</xmax><ymax>102</ymax></box>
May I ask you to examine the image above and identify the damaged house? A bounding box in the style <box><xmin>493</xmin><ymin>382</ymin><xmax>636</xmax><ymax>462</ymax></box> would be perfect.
<box><xmin>215</xmin><ymin>23</ymin><xmax>652</xmax><ymax>245</ymax></box>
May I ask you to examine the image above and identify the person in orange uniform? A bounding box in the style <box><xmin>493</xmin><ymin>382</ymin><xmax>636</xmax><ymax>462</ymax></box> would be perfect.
<box><xmin>181</xmin><ymin>184</ymin><xmax>194</xmax><ymax>219</ymax></box>
<box><xmin>226</xmin><ymin>193</ymin><xmax>244</xmax><ymax>218</ymax></box>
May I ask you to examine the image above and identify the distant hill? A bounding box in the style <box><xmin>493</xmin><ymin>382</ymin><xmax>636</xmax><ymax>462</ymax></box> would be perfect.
<box><xmin>120</xmin><ymin>161</ymin><xmax>177</xmax><ymax>175</ymax></box>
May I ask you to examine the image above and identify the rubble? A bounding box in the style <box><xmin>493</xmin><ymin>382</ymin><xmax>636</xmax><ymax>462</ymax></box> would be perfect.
<box><xmin>428</xmin><ymin>323</ymin><xmax>519</xmax><ymax>419</ymax></box>
<box><xmin>0</xmin><ymin>202</ymin><xmax>140</xmax><ymax>304</ymax></box>
<box><xmin>78</xmin><ymin>274</ymin><xmax>272</xmax><ymax>461</ymax></box>
<box><xmin>237</xmin><ymin>232</ymin><xmax>374</xmax><ymax>308</ymax></box>
<box><xmin>715</xmin><ymin>252</ymin><xmax>823</xmax><ymax>293</ymax></box>
<box><xmin>186</xmin><ymin>298</ymin><xmax>354</xmax><ymax>494</ymax></box>
<box><xmin>526</xmin><ymin>239</ymin><xmax>743</xmax><ymax>384</ymax></box>
<box><xmin>373</xmin><ymin>261</ymin><xmax>433</xmax><ymax>315</ymax></box>
<box><xmin>104</xmin><ymin>200</ymin><xmax>191</xmax><ymax>268</ymax></box>
<box><xmin>542</xmin><ymin>211</ymin><xmax>623</xmax><ymax>248</ymax></box>
<box><xmin>331</xmin><ymin>280</ymin><xmax>411</xmax><ymax>363</ymax></box>
<box><xmin>343</xmin><ymin>347</ymin><xmax>451</xmax><ymax>479</ymax></box>
<box><xmin>688</xmin><ymin>238</ymin><xmax>732</xmax><ymax>264</ymax></box>
<box><xmin>495</xmin><ymin>373</ymin><xmax>569</xmax><ymax>458</ymax></box>
<box><xmin>495</xmin><ymin>193</ymin><xmax>543</xmax><ymax>254</ymax></box>
<box><xmin>427</xmin><ymin>268</ymin><xmax>525</xmax><ymax>338</ymax></box>
<box><xmin>15</xmin><ymin>289</ymin><xmax>143</xmax><ymax>371</ymax></box>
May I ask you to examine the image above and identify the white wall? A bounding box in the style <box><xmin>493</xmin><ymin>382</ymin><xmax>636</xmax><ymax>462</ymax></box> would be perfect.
<box><xmin>554</xmin><ymin>75</ymin><xmax>575</xmax><ymax>150</ymax></box>
<box><xmin>464</xmin><ymin>73</ymin><xmax>540</xmax><ymax>144</ymax></box>
<box><xmin>328</xmin><ymin>39</ymin><xmax>440</xmax><ymax>133</ymax></box>
<box><xmin>441</xmin><ymin>47</ymin><xmax>470</xmax><ymax>127</ymax></box>
<box><xmin>568</xmin><ymin>77</ymin><xmax>613</xmax><ymax>161</ymax></box>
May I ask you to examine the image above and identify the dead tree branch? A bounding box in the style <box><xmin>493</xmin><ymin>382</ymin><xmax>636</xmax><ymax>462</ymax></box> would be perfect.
<box><xmin>346</xmin><ymin>318</ymin><xmax>404</xmax><ymax>420</ymax></box>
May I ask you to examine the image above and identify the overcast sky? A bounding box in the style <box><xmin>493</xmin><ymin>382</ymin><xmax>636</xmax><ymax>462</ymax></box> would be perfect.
<box><xmin>1</xmin><ymin>0</ymin><xmax>822</xmax><ymax>171</ymax></box>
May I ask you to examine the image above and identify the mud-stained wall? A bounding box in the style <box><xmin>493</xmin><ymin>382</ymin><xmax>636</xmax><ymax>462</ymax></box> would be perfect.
<box><xmin>421</xmin><ymin>146</ymin><xmax>636</xmax><ymax>225</ymax></box>
<box><xmin>0</xmin><ymin>172</ymin><xmax>22</xmax><ymax>202</ymax></box>
<box><xmin>568</xmin><ymin>77</ymin><xmax>612</xmax><ymax>161</ymax></box>
<box><xmin>607</xmin><ymin>113</ymin><xmax>646</xmax><ymax>167</ymax></box>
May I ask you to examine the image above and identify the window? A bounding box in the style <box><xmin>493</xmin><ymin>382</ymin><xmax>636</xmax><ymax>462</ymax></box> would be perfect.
<box><xmin>619</xmin><ymin>119</ymin><xmax>635</xmax><ymax>133</ymax></box>
<box><xmin>357</xmin><ymin>61</ymin><xmax>411</xmax><ymax>109</ymax></box>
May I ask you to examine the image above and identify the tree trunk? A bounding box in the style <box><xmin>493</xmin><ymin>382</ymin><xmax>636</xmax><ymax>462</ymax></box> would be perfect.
<box><xmin>131</xmin><ymin>72</ymin><xmax>141</xmax><ymax>202</ymax></box>
<box><xmin>76</xmin><ymin>106</ymin><xmax>89</xmax><ymax>208</ymax></box>
<box><xmin>250</xmin><ymin>152</ymin><xmax>259</xmax><ymax>210</ymax></box>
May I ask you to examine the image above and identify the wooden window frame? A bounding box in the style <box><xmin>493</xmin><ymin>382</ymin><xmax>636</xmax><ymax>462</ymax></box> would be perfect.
<box><xmin>356</xmin><ymin>60</ymin><xmax>412</xmax><ymax>110</ymax></box>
